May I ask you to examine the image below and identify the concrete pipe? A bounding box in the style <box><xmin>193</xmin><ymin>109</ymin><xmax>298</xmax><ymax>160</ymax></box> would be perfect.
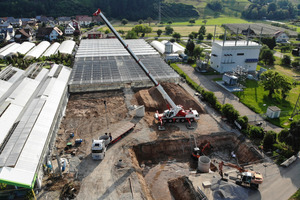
<box><xmin>198</xmin><ymin>156</ymin><xmax>211</xmax><ymax>173</ymax></box>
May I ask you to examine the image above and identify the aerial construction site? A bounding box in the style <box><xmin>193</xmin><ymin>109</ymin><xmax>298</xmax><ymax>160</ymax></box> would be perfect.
<box><xmin>37</xmin><ymin>11</ymin><xmax>267</xmax><ymax>200</ymax></box>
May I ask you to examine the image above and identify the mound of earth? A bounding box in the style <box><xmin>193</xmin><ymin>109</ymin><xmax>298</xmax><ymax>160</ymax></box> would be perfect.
<box><xmin>135</xmin><ymin>82</ymin><xmax>206</xmax><ymax>114</ymax></box>
<box><xmin>168</xmin><ymin>176</ymin><xmax>201</xmax><ymax>200</ymax></box>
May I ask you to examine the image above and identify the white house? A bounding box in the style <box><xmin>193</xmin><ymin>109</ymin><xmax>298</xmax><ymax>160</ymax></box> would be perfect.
<box><xmin>274</xmin><ymin>31</ymin><xmax>289</xmax><ymax>43</ymax></box>
<box><xmin>210</xmin><ymin>40</ymin><xmax>261</xmax><ymax>73</ymax></box>
<box><xmin>76</xmin><ymin>15</ymin><xmax>92</xmax><ymax>26</ymax></box>
<box><xmin>65</xmin><ymin>23</ymin><xmax>75</xmax><ymax>35</ymax></box>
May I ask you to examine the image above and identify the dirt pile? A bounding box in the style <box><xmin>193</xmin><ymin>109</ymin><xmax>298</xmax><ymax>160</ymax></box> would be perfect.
<box><xmin>135</xmin><ymin>82</ymin><xmax>205</xmax><ymax>114</ymax></box>
<box><xmin>168</xmin><ymin>176</ymin><xmax>201</xmax><ymax>200</ymax></box>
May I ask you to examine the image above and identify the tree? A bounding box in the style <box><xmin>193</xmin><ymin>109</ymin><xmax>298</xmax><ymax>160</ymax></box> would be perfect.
<box><xmin>260</xmin><ymin>71</ymin><xmax>293</xmax><ymax>98</ymax></box>
<box><xmin>118</xmin><ymin>30</ymin><xmax>125</xmax><ymax>35</ymax></box>
<box><xmin>191</xmin><ymin>32</ymin><xmax>198</xmax><ymax>39</ymax></box>
<box><xmin>221</xmin><ymin>103</ymin><xmax>240</xmax><ymax>123</ymax></box>
<box><xmin>121</xmin><ymin>18</ymin><xmax>128</xmax><ymax>25</ymax></box>
<box><xmin>198</xmin><ymin>25</ymin><xmax>206</xmax><ymax>35</ymax></box>
<box><xmin>185</xmin><ymin>40</ymin><xmax>195</xmax><ymax>56</ymax></box>
<box><xmin>206</xmin><ymin>33</ymin><xmax>213</xmax><ymax>40</ymax></box>
<box><xmin>105</xmin><ymin>29</ymin><xmax>110</xmax><ymax>34</ymax></box>
<box><xmin>125</xmin><ymin>30</ymin><xmax>138</xmax><ymax>39</ymax></box>
<box><xmin>157</xmin><ymin>29</ymin><xmax>163</xmax><ymax>37</ymax></box>
<box><xmin>261</xmin><ymin>37</ymin><xmax>276</xmax><ymax>50</ymax></box>
<box><xmin>202</xmin><ymin>19</ymin><xmax>207</xmax><ymax>25</ymax></box>
<box><xmin>249</xmin><ymin>126</ymin><xmax>265</xmax><ymax>139</ymax></box>
<box><xmin>138</xmin><ymin>19</ymin><xmax>143</xmax><ymax>24</ymax></box>
<box><xmin>289</xmin><ymin>120</ymin><xmax>300</xmax><ymax>151</ymax></box>
<box><xmin>259</xmin><ymin>46</ymin><xmax>275</xmax><ymax>65</ymax></box>
<box><xmin>188</xmin><ymin>33</ymin><xmax>194</xmax><ymax>40</ymax></box>
<box><xmin>172</xmin><ymin>32</ymin><xmax>181</xmax><ymax>41</ymax></box>
<box><xmin>198</xmin><ymin>34</ymin><xmax>204</xmax><ymax>41</ymax></box>
<box><xmin>132</xmin><ymin>25</ymin><xmax>144</xmax><ymax>36</ymax></box>
<box><xmin>165</xmin><ymin>26</ymin><xmax>174</xmax><ymax>35</ymax></box>
<box><xmin>263</xmin><ymin>131</ymin><xmax>276</xmax><ymax>151</ymax></box>
<box><xmin>189</xmin><ymin>18</ymin><xmax>196</xmax><ymax>25</ymax></box>
<box><xmin>147</xmin><ymin>17</ymin><xmax>153</xmax><ymax>26</ymax></box>
<box><xmin>168</xmin><ymin>21</ymin><xmax>173</xmax><ymax>25</ymax></box>
<box><xmin>281</xmin><ymin>55</ymin><xmax>291</xmax><ymax>66</ymax></box>
<box><xmin>193</xmin><ymin>46</ymin><xmax>203</xmax><ymax>60</ymax></box>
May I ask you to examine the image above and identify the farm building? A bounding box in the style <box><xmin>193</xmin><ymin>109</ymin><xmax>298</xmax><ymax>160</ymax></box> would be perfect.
<box><xmin>24</xmin><ymin>41</ymin><xmax>50</xmax><ymax>59</ymax></box>
<box><xmin>224</xmin><ymin>23</ymin><xmax>298</xmax><ymax>37</ymax></box>
<box><xmin>56</xmin><ymin>40</ymin><xmax>75</xmax><ymax>55</ymax></box>
<box><xmin>69</xmin><ymin>39</ymin><xmax>179</xmax><ymax>92</ymax></box>
<box><xmin>210</xmin><ymin>40</ymin><xmax>261</xmax><ymax>73</ymax></box>
<box><xmin>0</xmin><ymin>63</ymin><xmax>71</xmax><ymax>190</ymax></box>
<box><xmin>42</xmin><ymin>42</ymin><xmax>60</xmax><ymax>57</ymax></box>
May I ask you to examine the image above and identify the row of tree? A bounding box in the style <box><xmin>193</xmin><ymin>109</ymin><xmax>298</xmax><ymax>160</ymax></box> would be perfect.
<box><xmin>0</xmin><ymin>0</ymin><xmax>199</xmax><ymax>20</ymax></box>
<box><xmin>242</xmin><ymin>0</ymin><xmax>298</xmax><ymax>20</ymax></box>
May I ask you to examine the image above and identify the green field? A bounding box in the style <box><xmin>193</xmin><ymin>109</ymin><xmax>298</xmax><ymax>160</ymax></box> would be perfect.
<box><xmin>235</xmin><ymin>79</ymin><xmax>300</xmax><ymax>127</ymax></box>
<box><xmin>171</xmin><ymin>16</ymin><xmax>251</xmax><ymax>26</ymax></box>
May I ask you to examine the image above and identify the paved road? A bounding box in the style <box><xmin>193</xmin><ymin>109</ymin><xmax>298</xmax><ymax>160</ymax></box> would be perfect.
<box><xmin>178</xmin><ymin>63</ymin><xmax>282</xmax><ymax>133</ymax></box>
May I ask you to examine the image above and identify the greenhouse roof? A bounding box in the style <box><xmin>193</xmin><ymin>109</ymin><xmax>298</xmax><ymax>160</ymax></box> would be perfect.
<box><xmin>42</xmin><ymin>42</ymin><xmax>60</xmax><ymax>57</ymax></box>
<box><xmin>24</xmin><ymin>41</ymin><xmax>50</xmax><ymax>59</ymax></box>
<box><xmin>56</xmin><ymin>40</ymin><xmax>75</xmax><ymax>55</ymax></box>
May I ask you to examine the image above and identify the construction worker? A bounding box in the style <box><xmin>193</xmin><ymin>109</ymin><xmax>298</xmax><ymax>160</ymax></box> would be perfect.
<box><xmin>109</xmin><ymin>133</ymin><xmax>112</xmax><ymax>141</ymax></box>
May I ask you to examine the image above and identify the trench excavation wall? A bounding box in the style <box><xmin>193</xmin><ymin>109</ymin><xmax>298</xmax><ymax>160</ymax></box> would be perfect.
<box><xmin>132</xmin><ymin>132</ymin><xmax>262</xmax><ymax>165</ymax></box>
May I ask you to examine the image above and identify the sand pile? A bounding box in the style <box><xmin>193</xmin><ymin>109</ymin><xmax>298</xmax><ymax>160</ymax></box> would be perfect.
<box><xmin>135</xmin><ymin>82</ymin><xmax>206</xmax><ymax>114</ymax></box>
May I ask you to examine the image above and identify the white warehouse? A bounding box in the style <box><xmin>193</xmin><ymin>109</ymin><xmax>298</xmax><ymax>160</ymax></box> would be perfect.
<box><xmin>210</xmin><ymin>40</ymin><xmax>261</xmax><ymax>73</ymax></box>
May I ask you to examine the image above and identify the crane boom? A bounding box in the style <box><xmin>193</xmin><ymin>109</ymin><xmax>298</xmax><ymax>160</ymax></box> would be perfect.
<box><xmin>93</xmin><ymin>9</ymin><xmax>199</xmax><ymax>124</ymax></box>
<box><xmin>93</xmin><ymin>9</ymin><xmax>177</xmax><ymax>110</ymax></box>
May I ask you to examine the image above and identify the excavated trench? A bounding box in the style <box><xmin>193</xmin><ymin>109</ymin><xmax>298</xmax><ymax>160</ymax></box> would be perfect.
<box><xmin>131</xmin><ymin>132</ymin><xmax>262</xmax><ymax>200</ymax></box>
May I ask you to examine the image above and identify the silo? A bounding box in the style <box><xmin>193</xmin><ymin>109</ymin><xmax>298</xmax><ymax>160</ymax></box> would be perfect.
<box><xmin>165</xmin><ymin>41</ymin><xmax>173</xmax><ymax>54</ymax></box>
<box><xmin>198</xmin><ymin>156</ymin><xmax>211</xmax><ymax>173</ymax></box>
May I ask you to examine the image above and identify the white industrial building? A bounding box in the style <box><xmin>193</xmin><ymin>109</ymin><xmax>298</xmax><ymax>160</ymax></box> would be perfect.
<box><xmin>56</xmin><ymin>40</ymin><xmax>75</xmax><ymax>55</ymax></box>
<box><xmin>210</xmin><ymin>40</ymin><xmax>261</xmax><ymax>73</ymax></box>
<box><xmin>0</xmin><ymin>63</ymin><xmax>71</xmax><ymax>190</ymax></box>
<box><xmin>42</xmin><ymin>42</ymin><xmax>60</xmax><ymax>57</ymax></box>
<box><xmin>24</xmin><ymin>41</ymin><xmax>50</xmax><ymax>59</ymax></box>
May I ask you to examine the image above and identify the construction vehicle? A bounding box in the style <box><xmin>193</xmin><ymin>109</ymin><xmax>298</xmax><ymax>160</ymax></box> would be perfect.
<box><xmin>218</xmin><ymin>161</ymin><xmax>263</xmax><ymax>189</ymax></box>
<box><xmin>192</xmin><ymin>142</ymin><xmax>213</xmax><ymax>159</ymax></box>
<box><xmin>93</xmin><ymin>9</ymin><xmax>200</xmax><ymax>127</ymax></box>
<box><xmin>92</xmin><ymin>122</ymin><xmax>135</xmax><ymax>160</ymax></box>
<box><xmin>91</xmin><ymin>135</ymin><xmax>110</xmax><ymax>160</ymax></box>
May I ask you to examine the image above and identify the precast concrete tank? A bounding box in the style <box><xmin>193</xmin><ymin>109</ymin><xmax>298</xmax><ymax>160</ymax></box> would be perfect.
<box><xmin>198</xmin><ymin>156</ymin><xmax>211</xmax><ymax>173</ymax></box>
<box><xmin>165</xmin><ymin>41</ymin><xmax>173</xmax><ymax>54</ymax></box>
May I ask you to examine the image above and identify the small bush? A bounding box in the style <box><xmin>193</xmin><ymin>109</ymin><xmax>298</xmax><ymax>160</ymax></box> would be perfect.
<box><xmin>263</xmin><ymin>131</ymin><xmax>276</xmax><ymax>151</ymax></box>
<box><xmin>221</xmin><ymin>103</ymin><xmax>240</xmax><ymax>123</ymax></box>
<box><xmin>236</xmin><ymin>116</ymin><xmax>249</xmax><ymax>130</ymax></box>
<box><xmin>249</xmin><ymin>126</ymin><xmax>265</xmax><ymax>139</ymax></box>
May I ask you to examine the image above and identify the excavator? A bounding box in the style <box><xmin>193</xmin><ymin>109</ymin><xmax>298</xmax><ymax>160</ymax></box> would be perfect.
<box><xmin>192</xmin><ymin>142</ymin><xmax>213</xmax><ymax>159</ymax></box>
<box><xmin>218</xmin><ymin>161</ymin><xmax>263</xmax><ymax>189</ymax></box>
<box><xmin>93</xmin><ymin>9</ymin><xmax>200</xmax><ymax>128</ymax></box>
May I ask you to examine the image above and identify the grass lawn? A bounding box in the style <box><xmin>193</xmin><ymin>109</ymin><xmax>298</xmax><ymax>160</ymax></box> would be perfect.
<box><xmin>289</xmin><ymin>188</ymin><xmax>300</xmax><ymax>200</ymax></box>
<box><xmin>113</xmin><ymin>25</ymin><xmax>223</xmax><ymax>37</ymax></box>
<box><xmin>172</xmin><ymin>16</ymin><xmax>251</xmax><ymax>26</ymax></box>
<box><xmin>234</xmin><ymin>80</ymin><xmax>300</xmax><ymax>128</ymax></box>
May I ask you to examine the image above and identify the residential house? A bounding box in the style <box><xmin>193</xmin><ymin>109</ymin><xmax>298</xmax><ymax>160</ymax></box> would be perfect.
<box><xmin>76</xmin><ymin>15</ymin><xmax>92</xmax><ymax>26</ymax></box>
<box><xmin>0</xmin><ymin>23</ymin><xmax>15</xmax><ymax>42</ymax></box>
<box><xmin>24</xmin><ymin>24</ymin><xmax>35</xmax><ymax>37</ymax></box>
<box><xmin>0</xmin><ymin>18</ymin><xmax>4</xmax><ymax>24</ymax></box>
<box><xmin>6</xmin><ymin>17</ymin><xmax>22</xmax><ymax>27</ymax></box>
<box><xmin>210</xmin><ymin>40</ymin><xmax>261</xmax><ymax>73</ymax></box>
<box><xmin>274</xmin><ymin>31</ymin><xmax>289</xmax><ymax>43</ymax></box>
<box><xmin>37</xmin><ymin>27</ymin><xmax>63</xmax><ymax>41</ymax></box>
<box><xmin>71</xmin><ymin>19</ymin><xmax>80</xmax><ymax>30</ymax></box>
<box><xmin>106</xmin><ymin>33</ymin><xmax>116</xmax><ymax>38</ymax></box>
<box><xmin>65</xmin><ymin>23</ymin><xmax>75</xmax><ymax>35</ymax></box>
<box><xmin>88</xmin><ymin>32</ymin><xmax>103</xmax><ymax>39</ymax></box>
<box><xmin>57</xmin><ymin>17</ymin><xmax>71</xmax><ymax>25</ymax></box>
<box><xmin>21</xmin><ymin>18</ymin><xmax>37</xmax><ymax>27</ymax></box>
<box><xmin>14</xmin><ymin>29</ymin><xmax>33</xmax><ymax>42</ymax></box>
